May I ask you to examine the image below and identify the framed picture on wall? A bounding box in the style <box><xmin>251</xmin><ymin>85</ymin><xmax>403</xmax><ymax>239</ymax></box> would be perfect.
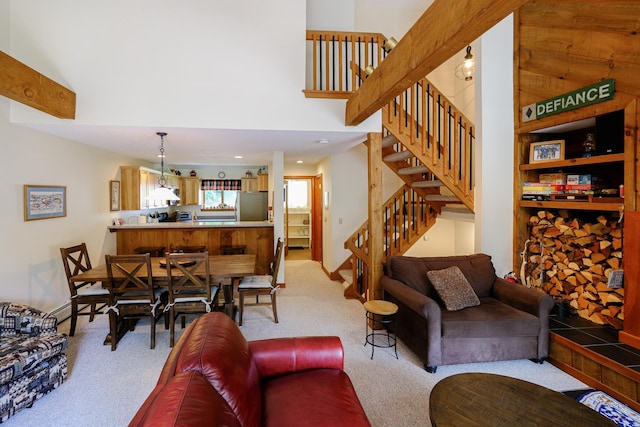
<box><xmin>110</xmin><ymin>180</ymin><xmax>121</xmax><ymax>211</ymax></box>
<box><xmin>24</xmin><ymin>185</ymin><xmax>67</xmax><ymax>221</ymax></box>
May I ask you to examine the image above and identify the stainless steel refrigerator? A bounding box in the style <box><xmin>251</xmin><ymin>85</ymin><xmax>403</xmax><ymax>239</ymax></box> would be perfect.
<box><xmin>236</xmin><ymin>192</ymin><xmax>268</xmax><ymax>221</ymax></box>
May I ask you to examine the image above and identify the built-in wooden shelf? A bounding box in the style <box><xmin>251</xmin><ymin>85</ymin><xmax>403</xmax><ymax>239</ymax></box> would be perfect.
<box><xmin>519</xmin><ymin>153</ymin><xmax>624</xmax><ymax>171</ymax></box>
<box><xmin>519</xmin><ymin>198</ymin><xmax>624</xmax><ymax>212</ymax></box>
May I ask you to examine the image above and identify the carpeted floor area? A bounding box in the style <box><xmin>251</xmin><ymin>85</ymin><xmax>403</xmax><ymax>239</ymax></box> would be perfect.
<box><xmin>10</xmin><ymin>260</ymin><xmax>589</xmax><ymax>426</ymax></box>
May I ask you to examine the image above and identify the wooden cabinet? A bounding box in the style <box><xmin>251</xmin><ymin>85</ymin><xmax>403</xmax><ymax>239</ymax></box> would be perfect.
<box><xmin>181</xmin><ymin>177</ymin><xmax>200</xmax><ymax>205</ymax></box>
<box><xmin>241</xmin><ymin>177</ymin><xmax>258</xmax><ymax>192</ymax></box>
<box><xmin>257</xmin><ymin>173</ymin><xmax>269</xmax><ymax>192</ymax></box>
<box><xmin>286</xmin><ymin>211</ymin><xmax>310</xmax><ymax>248</ymax></box>
<box><xmin>120</xmin><ymin>166</ymin><xmax>181</xmax><ymax>210</ymax></box>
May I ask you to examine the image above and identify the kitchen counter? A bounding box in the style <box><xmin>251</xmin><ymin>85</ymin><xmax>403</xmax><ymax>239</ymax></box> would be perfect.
<box><xmin>108</xmin><ymin>221</ymin><xmax>273</xmax><ymax>231</ymax></box>
<box><xmin>108</xmin><ymin>221</ymin><xmax>274</xmax><ymax>274</ymax></box>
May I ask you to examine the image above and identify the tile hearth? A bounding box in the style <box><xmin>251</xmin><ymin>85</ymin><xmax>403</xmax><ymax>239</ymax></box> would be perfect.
<box><xmin>550</xmin><ymin>314</ymin><xmax>640</xmax><ymax>374</ymax></box>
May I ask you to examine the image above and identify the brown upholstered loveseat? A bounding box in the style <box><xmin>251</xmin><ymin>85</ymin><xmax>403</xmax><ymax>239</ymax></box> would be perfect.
<box><xmin>381</xmin><ymin>254</ymin><xmax>554</xmax><ymax>373</ymax></box>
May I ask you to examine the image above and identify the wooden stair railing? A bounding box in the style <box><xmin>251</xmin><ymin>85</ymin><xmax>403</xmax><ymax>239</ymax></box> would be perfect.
<box><xmin>383</xmin><ymin>80</ymin><xmax>475</xmax><ymax>212</ymax></box>
<box><xmin>343</xmin><ymin>185</ymin><xmax>438</xmax><ymax>300</ymax></box>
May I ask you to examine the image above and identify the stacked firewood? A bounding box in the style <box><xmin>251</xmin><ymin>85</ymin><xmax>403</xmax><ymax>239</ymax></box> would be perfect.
<box><xmin>525</xmin><ymin>210</ymin><xmax>623</xmax><ymax>329</ymax></box>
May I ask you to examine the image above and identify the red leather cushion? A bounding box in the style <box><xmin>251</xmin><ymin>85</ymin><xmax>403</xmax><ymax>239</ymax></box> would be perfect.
<box><xmin>131</xmin><ymin>371</ymin><xmax>241</xmax><ymax>427</ymax></box>
<box><xmin>249</xmin><ymin>336</ymin><xmax>343</xmax><ymax>378</ymax></box>
<box><xmin>262</xmin><ymin>369</ymin><xmax>371</xmax><ymax>427</ymax></box>
<box><xmin>171</xmin><ymin>313</ymin><xmax>262</xmax><ymax>427</ymax></box>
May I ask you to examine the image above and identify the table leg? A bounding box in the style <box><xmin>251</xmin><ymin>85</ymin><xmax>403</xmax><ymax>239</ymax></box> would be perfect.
<box><xmin>222</xmin><ymin>281</ymin><xmax>236</xmax><ymax>320</ymax></box>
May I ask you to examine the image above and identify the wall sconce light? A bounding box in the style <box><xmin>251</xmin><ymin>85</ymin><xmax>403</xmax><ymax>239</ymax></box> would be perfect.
<box><xmin>455</xmin><ymin>45</ymin><xmax>476</xmax><ymax>81</ymax></box>
<box><xmin>383</xmin><ymin>37</ymin><xmax>398</xmax><ymax>53</ymax></box>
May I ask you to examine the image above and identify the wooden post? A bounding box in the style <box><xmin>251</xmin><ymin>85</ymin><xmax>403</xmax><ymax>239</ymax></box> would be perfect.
<box><xmin>368</xmin><ymin>132</ymin><xmax>384</xmax><ymax>301</ymax></box>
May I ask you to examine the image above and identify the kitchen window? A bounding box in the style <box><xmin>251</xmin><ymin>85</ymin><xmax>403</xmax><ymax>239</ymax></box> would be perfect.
<box><xmin>202</xmin><ymin>190</ymin><xmax>238</xmax><ymax>210</ymax></box>
<box><xmin>200</xmin><ymin>179</ymin><xmax>241</xmax><ymax>210</ymax></box>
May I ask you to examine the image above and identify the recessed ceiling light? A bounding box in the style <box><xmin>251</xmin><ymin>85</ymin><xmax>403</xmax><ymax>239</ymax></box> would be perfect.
<box><xmin>317</xmin><ymin>138</ymin><xmax>329</xmax><ymax>144</ymax></box>
<box><xmin>234</xmin><ymin>155</ymin><xmax>243</xmax><ymax>159</ymax></box>
<box><xmin>296</xmin><ymin>160</ymin><xmax>303</xmax><ymax>164</ymax></box>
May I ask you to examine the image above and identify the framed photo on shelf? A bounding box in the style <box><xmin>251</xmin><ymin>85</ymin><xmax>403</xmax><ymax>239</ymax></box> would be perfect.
<box><xmin>24</xmin><ymin>185</ymin><xmax>67</xmax><ymax>221</ymax></box>
<box><xmin>529</xmin><ymin>140</ymin><xmax>565</xmax><ymax>164</ymax></box>
<box><xmin>110</xmin><ymin>180</ymin><xmax>121</xmax><ymax>211</ymax></box>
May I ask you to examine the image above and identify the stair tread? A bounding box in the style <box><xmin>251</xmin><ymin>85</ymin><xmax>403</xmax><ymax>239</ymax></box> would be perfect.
<box><xmin>398</xmin><ymin>165</ymin><xmax>429</xmax><ymax>175</ymax></box>
<box><xmin>383</xmin><ymin>150</ymin><xmax>414</xmax><ymax>162</ymax></box>
<box><xmin>382</xmin><ymin>134</ymin><xmax>399</xmax><ymax>147</ymax></box>
<box><xmin>412</xmin><ymin>180</ymin><xmax>444</xmax><ymax>188</ymax></box>
<box><xmin>424</xmin><ymin>195</ymin><xmax>462</xmax><ymax>202</ymax></box>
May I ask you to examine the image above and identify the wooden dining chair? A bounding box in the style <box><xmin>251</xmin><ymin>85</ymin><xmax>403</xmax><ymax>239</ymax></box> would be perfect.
<box><xmin>238</xmin><ymin>238</ymin><xmax>283</xmax><ymax>326</ymax></box>
<box><xmin>60</xmin><ymin>243</ymin><xmax>110</xmax><ymax>336</ymax></box>
<box><xmin>105</xmin><ymin>254</ymin><xmax>165</xmax><ymax>351</ymax></box>
<box><xmin>164</xmin><ymin>251</ymin><xmax>219</xmax><ymax>347</ymax></box>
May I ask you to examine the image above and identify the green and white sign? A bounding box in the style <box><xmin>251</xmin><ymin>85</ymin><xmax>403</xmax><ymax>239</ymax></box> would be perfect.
<box><xmin>522</xmin><ymin>79</ymin><xmax>615</xmax><ymax>123</ymax></box>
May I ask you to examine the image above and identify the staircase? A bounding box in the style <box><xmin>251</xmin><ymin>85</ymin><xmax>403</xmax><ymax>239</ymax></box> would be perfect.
<box><xmin>305</xmin><ymin>30</ymin><xmax>475</xmax><ymax>300</ymax></box>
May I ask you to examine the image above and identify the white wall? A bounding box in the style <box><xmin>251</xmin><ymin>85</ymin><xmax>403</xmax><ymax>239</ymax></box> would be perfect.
<box><xmin>9</xmin><ymin>0</ymin><xmax>378</xmax><ymax>139</ymax></box>
<box><xmin>0</xmin><ymin>98</ymin><xmax>136</xmax><ymax>312</ymax></box>
<box><xmin>475</xmin><ymin>15</ymin><xmax>515</xmax><ymax>276</ymax></box>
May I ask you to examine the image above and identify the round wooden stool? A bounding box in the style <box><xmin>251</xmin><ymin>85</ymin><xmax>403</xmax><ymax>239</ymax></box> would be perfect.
<box><xmin>364</xmin><ymin>300</ymin><xmax>398</xmax><ymax>359</ymax></box>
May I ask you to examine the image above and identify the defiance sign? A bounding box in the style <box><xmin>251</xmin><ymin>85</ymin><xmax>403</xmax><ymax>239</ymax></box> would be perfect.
<box><xmin>522</xmin><ymin>79</ymin><xmax>615</xmax><ymax>123</ymax></box>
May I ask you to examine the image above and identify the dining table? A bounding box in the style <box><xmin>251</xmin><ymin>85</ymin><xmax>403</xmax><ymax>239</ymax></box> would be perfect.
<box><xmin>69</xmin><ymin>254</ymin><xmax>256</xmax><ymax>343</ymax></box>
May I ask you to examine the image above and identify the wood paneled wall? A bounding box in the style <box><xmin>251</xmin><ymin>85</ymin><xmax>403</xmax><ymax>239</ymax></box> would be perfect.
<box><xmin>112</xmin><ymin>226</ymin><xmax>274</xmax><ymax>275</ymax></box>
<box><xmin>516</xmin><ymin>1</ymin><xmax>640</xmax><ymax>112</ymax></box>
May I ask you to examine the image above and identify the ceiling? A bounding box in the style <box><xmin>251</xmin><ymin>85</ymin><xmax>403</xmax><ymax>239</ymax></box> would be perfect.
<box><xmin>28</xmin><ymin>121</ymin><xmax>370</xmax><ymax>169</ymax></box>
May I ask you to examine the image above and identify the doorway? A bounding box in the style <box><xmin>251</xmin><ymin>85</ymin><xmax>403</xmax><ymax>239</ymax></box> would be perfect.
<box><xmin>284</xmin><ymin>175</ymin><xmax>322</xmax><ymax>262</ymax></box>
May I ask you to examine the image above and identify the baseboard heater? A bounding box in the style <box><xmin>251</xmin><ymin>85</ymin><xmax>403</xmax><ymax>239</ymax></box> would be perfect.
<box><xmin>50</xmin><ymin>302</ymin><xmax>72</xmax><ymax>324</ymax></box>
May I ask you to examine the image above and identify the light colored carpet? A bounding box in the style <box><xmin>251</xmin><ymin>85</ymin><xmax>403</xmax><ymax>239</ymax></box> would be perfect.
<box><xmin>10</xmin><ymin>260</ymin><xmax>586</xmax><ymax>426</ymax></box>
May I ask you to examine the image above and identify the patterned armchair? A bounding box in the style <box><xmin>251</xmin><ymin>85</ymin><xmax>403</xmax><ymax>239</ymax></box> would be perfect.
<box><xmin>0</xmin><ymin>302</ymin><xmax>68</xmax><ymax>422</ymax></box>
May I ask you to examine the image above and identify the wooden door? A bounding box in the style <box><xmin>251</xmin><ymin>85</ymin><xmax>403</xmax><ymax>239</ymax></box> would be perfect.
<box><xmin>312</xmin><ymin>174</ymin><xmax>323</xmax><ymax>262</ymax></box>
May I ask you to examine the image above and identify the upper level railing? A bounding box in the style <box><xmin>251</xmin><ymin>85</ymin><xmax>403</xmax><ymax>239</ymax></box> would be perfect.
<box><xmin>305</xmin><ymin>30</ymin><xmax>391</xmax><ymax>98</ymax></box>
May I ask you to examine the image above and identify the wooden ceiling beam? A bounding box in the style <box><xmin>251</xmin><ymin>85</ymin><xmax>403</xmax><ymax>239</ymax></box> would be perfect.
<box><xmin>0</xmin><ymin>51</ymin><xmax>75</xmax><ymax>119</ymax></box>
<box><xmin>345</xmin><ymin>0</ymin><xmax>528</xmax><ymax>126</ymax></box>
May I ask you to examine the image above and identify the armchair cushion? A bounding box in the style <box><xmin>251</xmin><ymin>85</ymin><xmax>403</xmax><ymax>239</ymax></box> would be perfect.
<box><xmin>0</xmin><ymin>303</ymin><xmax>58</xmax><ymax>337</ymax></box>
<box><xmin>427</xmin><ymin>266</ymin><xmax>480</xmax><ymax>311</ymax></box>
<box><xmin>441</xmin><ymin>297</ymin><xmax>541</xmax><ymax>338</ymax></box>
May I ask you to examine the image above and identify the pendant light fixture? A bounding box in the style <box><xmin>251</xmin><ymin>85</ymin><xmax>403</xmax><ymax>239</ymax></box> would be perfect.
<box><xmin>147</xmin><ymin>131</ymin><xmax>180</xmax><ymax>201</ymax></box>
<box><xmin>455</xmin><ymin>45</ymin><xmax>476</xmax><ymax>81</ymax></box>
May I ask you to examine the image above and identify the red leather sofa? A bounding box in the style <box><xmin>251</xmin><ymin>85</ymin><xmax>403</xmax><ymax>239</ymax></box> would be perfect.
<box><xmin>129</xmin><ymin>312</ymin><xmax>371</xmax><ymax>426</ymax></box>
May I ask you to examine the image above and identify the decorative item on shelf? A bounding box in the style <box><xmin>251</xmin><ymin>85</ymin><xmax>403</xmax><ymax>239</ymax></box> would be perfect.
<box><xmin>147</xmin><ymin>132</ymin><xmax>180</xmax><ymax>202</ymax></box>
<box><xmin>245</xmin><ymin>170</ymin><xmax>253</xmax><ymax>177</ymax></box>
<box><xmin>582</xmin><ymin>133</ymin><xmax>597</xmax><ymax>157</ymax></box>
<box><xmin>455</xmin><ymin>45</ymin><xmax>475</xmax><ymax>81</ymax></box>
<box><xmin>170</xmin><ymin>169</ymin><xmax>182</xmax><ymax>176</ymax></box>
<box><xmin>529</xmin><ymin>140</ymin><xmax>565</xmax><ymax>164</ymax></box>
<box><xmin>190</xmin><ymin>170</ymin><xmax>197</xmax><ymax>177</ymax></box>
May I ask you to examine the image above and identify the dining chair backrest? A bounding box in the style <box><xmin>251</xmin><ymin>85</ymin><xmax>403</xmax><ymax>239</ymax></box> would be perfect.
<box><xmin>60</xmin><ymin>243</ymin><xmax>95</xmax><ymax>295</ymax></box>
<box><xmin>165</xmin><ymin>251</ymin><xmax>211</xmax><ymax>297</ymax></box>
<box><xmin>105</xmin><ymin>254</ymin><xmax>155</xmax><ymax>302</ymax></box>
<box><xmin>269</xmin><ymin>238</ymin><xmax>284</xmax><ymax>288</ymax></box>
